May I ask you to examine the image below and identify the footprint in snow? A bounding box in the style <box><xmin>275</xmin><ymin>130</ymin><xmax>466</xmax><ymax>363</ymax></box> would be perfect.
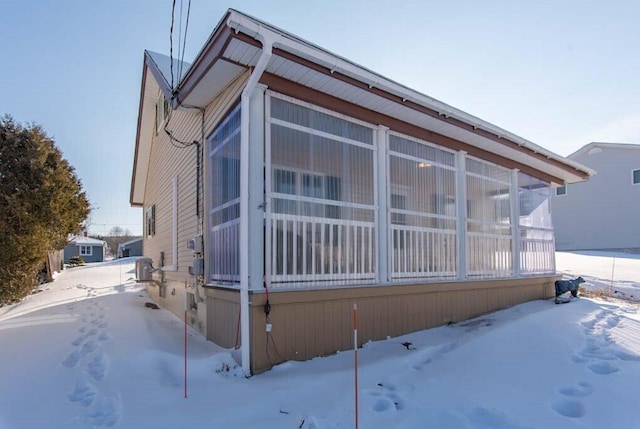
<box><xmin>551</xmin><ymin>399</ymin><xmax>586</xmax><ymax>418</ymax></box>
<box><xmin>63</xmin><ymin>350</ymin><xmax>82</xmax><ymax>368</ymax></box>
<box><xmin>368</xmin><ymin>383</ymin><xmax>404</xmax><ymax>412</ymax></box>
<box><xmin>587</xmin><ymin>361</ymin><xmax>619</xmax><ymax>375</ymax></box>
<box><xmin>85</xmin><ymin>393</ymin><xmax>122</xmax><ymax>427</ymax></box>
<box><xmin>558</xmin><ymin>382</ymin><xmax>593</xmax><ymax>397</ymax></box>
<box><xmin>80</xmin><ymin>340</ymin><xmax>98</xmax><ymax>356</ymax></box>
<box><xmin>68</xmin><ymin>376</ymin><xmax>97</xmax><ymax>406</ymax></box>
<box><xmin>411</xmin><ymin>342</ymin><xmax>456</xmax><ymax>370</ymax></box>
<box><xmin>87</xmin><ymin>353</ymin><xmax>109</xmax><ymax>381</ymax></box>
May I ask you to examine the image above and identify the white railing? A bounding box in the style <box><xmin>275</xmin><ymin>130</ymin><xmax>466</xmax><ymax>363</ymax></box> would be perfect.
<box><xmin>209</xmin><ymin>219</ymin><xmax>240</xmax><ymax>283</ymax></box>
<box><xmin>390</xmin><ymin>225</ymin><xmax>457</xmax><ymax>279</ymax></box>
<box><xmin>520</xmin><ymin>228</ymin><xmax>555</xmax><ymax>274</ymax></box>
<box><xmin>269</xmin><ymin>213</ymin><xmax>376</xmax><ymax>286</ymax></box>
<box><xmin>467</xmin><ymin>232</ymin><xmax>513</xmax><ymax>277</ymax></box>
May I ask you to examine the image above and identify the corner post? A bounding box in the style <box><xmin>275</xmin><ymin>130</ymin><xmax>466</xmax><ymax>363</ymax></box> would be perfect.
<box><xmin>511</xmin><ymin>169</ymin><xmax>520</xmax><ymax>276</ymax></box>
<box><xmin>456</xmin><ymin>151</ymin><xmax>467</xmax><ymax>280</ymax></box>
<box><xmin>376</xmin><ymin>125</ymin><xmax>389</xmax><ymax>283</ymax></box>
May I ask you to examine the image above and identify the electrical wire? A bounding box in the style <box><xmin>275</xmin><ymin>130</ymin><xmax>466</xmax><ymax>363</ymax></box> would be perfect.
<box><xmin>169</xmin><ymin>0</ymin><xmax>176</xmax><ymax>90</ymax></box>
<box><xmin>177</xmin><ymin>0</ymin><xmax>183</xmax><ymax>84</ymax></box>
<box><xmin>178</xmin><ymin>0</ymin><xmax>192</xmax><ymax>82</ymax></box>
<box><xmin>263</xmin><ymin>276</ymin><xmax>285</xmax><ymax>365</ymax></box>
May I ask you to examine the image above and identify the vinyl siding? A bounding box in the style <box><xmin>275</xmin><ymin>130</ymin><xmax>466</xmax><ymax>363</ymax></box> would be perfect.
<box><xmin>553</xmin><ymin>146</ymin><xmax>640</xmax><ymax>251</ymax></box>
<box><xmin>142</xmin><ymin>71</ymin><xmax>249</xmax><ymax>317</ymax></box>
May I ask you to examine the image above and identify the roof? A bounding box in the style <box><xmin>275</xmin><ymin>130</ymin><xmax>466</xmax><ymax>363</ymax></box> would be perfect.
<box><xmin>131</xmin><ymin>9</ymin><xmax>594</xmax><ymax>205</ymax></box>
<box><xmin>68</xmin><ymin>236</ymin><xmax>105</xmax><ymax>246</ymax></box>
<box><xmin>118</xmin><ymin>237</ymin><xmax>143</xmax><ymax>249</ymax></box>
<box><xmin>568</xmin><ymin>142</ymin><xmax>640</xmax><ymax>159</ymax></box>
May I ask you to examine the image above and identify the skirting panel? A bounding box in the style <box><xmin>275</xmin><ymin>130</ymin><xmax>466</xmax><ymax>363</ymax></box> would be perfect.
<box><xmin>249</xmin><ymin>277</ymin><xmax>556</xmax><ymax>373</ymax></box>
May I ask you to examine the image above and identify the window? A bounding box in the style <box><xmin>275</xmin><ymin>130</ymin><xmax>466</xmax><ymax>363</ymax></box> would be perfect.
<box><xmin>146</xmin><ymin>205</ymin><xmax>156</xmax><ymax>237</ymax></box>
<box><xmin>518</xmin><ymin>172</ymin><xmax>554</xmax><ymax>275</ymax></box>
<box><xmin>208</xmin><ymin>105</ymin><xmax>241</xmax><ymax>283</ymax></box>
<box><xmin>268</xmin><ymin>93</ymin><xmax>376</xmax><ymax>285</ymax></box>
<box><xmin>155</xmin><ymin>93</ymin><xmax>170</xmax><ymax>134</ymax></box>
<box><xmin>390</xmin><ymin>193</ymin><xmax>407</xmax><ymax>226</ymax></box>
<box><xmin>465</xmin><ymin>157</ymin><xmax>513</xmax><ymax>278</ymax></box>
<box><xmin>633</xmin><ymin>169</ymin><xmax>640</xmax><ymax>185</ymax></box>
<box><xmin>79</xmin><ymin>246</ymin><xmax>92</xmax><ymax>256</ymax></box>
<box><xmin>556</xmin><ymin>185</ymin><xmax>567</xmax><ymax>196</ymax></box>
<box><xmin>388</xmin><ymin>133</ymin><xmax>457</xmax><ymax>280</ymax></box>
<box><xmin>273</xmin><ymin>168</ymin><xmax>342</xmax><ymax>219</ymax></box>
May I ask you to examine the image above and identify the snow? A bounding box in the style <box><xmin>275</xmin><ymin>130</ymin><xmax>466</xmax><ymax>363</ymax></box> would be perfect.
<box><xmin>1</xmin><ymin>253</ymin><xmax>639</xmax><ymax>428</ymax></box>
<box><xmin>68</xmin><ymin>236</ymin><xmax>106</xmax><ymax>245</ymax></box>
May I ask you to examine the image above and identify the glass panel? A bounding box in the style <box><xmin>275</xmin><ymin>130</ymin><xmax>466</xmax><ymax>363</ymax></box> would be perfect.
<box><xmin>268</xmin><ymin>95</ymin><xmax>376</xmax><ymax>287</ymax></box>
<box><xmin>466</xmin><ymin>158</ymin><xmax>513</xmax><ymax>278</ymax></box>
<box><xmin>388</xmin><ymin>133</ymin><xmax>458</xmax><ymax>280</ymax></box>
<box><xmin>518</xmin><ymin>172</ymin><xmax>554</xmax><ymax>274</ymax></box>
<box><xmin>208</xmin><ymin>105</ymin><xmax>241</xmax><ymax>283</ymax></box>
<box><xmin>271</xmin><ymin>97</ymin><xmax>373</xmax><ymax>144</ymax></box>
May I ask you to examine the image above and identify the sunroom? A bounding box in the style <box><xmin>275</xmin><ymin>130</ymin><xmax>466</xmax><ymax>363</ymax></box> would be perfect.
<box><xmin>207</xmin><ymin>92</ymin><xmax>556</xmax><ymax>290</ymax></box>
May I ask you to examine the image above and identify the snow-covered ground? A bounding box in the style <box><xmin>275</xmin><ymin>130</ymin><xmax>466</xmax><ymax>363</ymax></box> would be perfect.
<box><xmin>1</xmin><ymin>253</ymin><xmax>639</xmax><ymax>429</ymax></box>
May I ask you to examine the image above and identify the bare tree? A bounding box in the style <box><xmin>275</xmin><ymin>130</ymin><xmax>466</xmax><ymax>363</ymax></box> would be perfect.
<box><xmin>105</xmin><ymin>226</ymin><xmax>134</xmax><ymax>258</ymax></box>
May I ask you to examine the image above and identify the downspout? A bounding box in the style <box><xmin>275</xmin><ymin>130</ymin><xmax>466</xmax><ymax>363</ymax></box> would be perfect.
<box><xmin>239</xmin><ymin>29</ymin><xmax>273</xmax><ymax>376</ymax></box>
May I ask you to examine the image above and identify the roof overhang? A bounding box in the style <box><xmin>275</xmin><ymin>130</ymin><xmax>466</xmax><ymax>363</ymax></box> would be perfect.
<box><xmin>131</xmin><ymin>9</ymin><xmax>593</xmax><ymax>206</ymax></box>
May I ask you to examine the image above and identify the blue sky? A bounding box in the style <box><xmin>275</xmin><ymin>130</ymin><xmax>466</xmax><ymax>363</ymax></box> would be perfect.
<box><xmin>1</xmin><ymin>0</ymin><xmax>638</xmax><ymax>236</ymax></box>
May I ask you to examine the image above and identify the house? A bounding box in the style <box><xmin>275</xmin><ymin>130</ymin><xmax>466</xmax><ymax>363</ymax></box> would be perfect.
<box><xmin>552</xmin><ymin>142</ymin><xmax>640</xmax><ymax>252</ymax></box>
<box><xmin>117</xmin><ymin>237</ymin><xmax>143</xmax><ymax>258</ymax></box>
<box><xmin>64</xmin><ymin>236</ymin><xmax>106</xmax><ymax>264</ymax></box>
<box><xmin>130</xmin><ymin>9</ymin><xmax>592</xmax><ymax>374</ymax></box>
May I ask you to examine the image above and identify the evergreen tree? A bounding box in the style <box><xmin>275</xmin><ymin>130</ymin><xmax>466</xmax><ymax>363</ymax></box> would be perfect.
<box><xmin>0</xmin><ymin>115</ymin><xmax>90</xmax><ymax>304</ymax></box>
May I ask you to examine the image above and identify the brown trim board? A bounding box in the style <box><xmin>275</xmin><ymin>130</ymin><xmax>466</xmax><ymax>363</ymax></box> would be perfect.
<box><xmin>261</xmin><ymin>73</ymin><xmax>563</xmax><ymax>185</ymax></box>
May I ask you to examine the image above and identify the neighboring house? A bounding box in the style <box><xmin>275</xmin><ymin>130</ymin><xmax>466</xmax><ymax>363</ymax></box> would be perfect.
<box><xmin>552</xmin><ymin>142</ymin><xmax>640</xmax><ymax>252</ymax></box>
<box><xmin>130</xmin><ymin>9</ymin><xmax>592</xmax><ymax>374</ymax></box>
<box><xmin>64</xmin><ymin>236</ymin><xmax>106</xmax><ymax>264</ymax></box>
<box><xmin>118</xmin><ymin>237</ymin><xmax>143</xmax><ymax>258</ymax></box>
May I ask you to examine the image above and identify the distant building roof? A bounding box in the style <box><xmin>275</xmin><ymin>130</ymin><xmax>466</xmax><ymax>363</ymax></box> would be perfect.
<box><xmin>68</xmin><ymin>235</ymin><xmax>105</xmax><ymax>246</ymax></box>
<box><xmin>568</xmin><ymin>142</ymin><xmax>640</xmax><ymax>159</ymax></box>
<box><xmin>118</xmin><ymin>237</ymin><xmax>143</xmax><ymax>250</ymax></box>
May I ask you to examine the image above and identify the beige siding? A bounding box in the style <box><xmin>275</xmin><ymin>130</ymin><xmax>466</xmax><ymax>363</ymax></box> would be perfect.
<box><xmin>142</xmin><ymin>71</ymin><xmax>249</xmax><ymax>324</ymax></box>
<box><xmin>243</xmin><ymin>277</ymin><xmax>555</xmax><ymax>373</ymax></box>
<box><xmin>204</xmin><ymin>287</ymin><xmax>240</xmax><ymax>348</ymax></box>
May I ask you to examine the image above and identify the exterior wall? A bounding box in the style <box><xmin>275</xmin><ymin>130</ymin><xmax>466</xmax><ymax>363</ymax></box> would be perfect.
<box><xmin>204</xmin><ymin>287</ymin><xmax>241</xmax><ymax>348</ymax></box>
<box><xmin>141</xmin><ymin>71</ymin><xmax>249</xmax><ymax>333</ymax></box>
<box><xmin>553</xmin><ymin>145</ymin><xmax>640</xmax><ymax>251</ymax></box>
<box><xmin>120</xmin><ymin>239</ymin><xmax>142</xmax><ymax>257</ymax></box>
<box><xmin>63</xmin><ymin>244</ymin><xmax>104</xmax><ymax>263</ymax></box>
<box><xmin>237</xmin><ymin>276</ymin><xmax>553</xmax><ymax>373</ymax></box>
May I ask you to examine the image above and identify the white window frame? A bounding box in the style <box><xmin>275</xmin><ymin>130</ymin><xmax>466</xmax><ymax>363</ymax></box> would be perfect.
<box><xmin>79</xmin><ymin>245</ymin><xmax>93</xmax><ymax>256</ymax></box>
<box><xmin>555</xmin><ymin>185</ymin><xmax>567</xmax><ymax>196</ymax></box>
<box><xmin>155</xmin><ymin>92</ymin><xmax>169</xmax><ymax>134</ymax></box>
<box><xmin>387</xmin><ymin>132</ymin><xmax>459</xmax><ymax>280</ymax></box>
<box><xmin>145</xmin><ymin>205</ymin><xmax>156</xmax><ymax>238</ymax></box>
<box><xmin>266</xmin><ymin>91</ymin><xmax>378</xmax><ymax>287</ymax></box>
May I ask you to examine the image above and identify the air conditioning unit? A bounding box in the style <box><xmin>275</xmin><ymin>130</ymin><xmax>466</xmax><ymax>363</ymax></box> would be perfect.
<box><xmin>136</xmin><ymin>258</ymin><xmax>154</xmax><ymax>281</ymax></box>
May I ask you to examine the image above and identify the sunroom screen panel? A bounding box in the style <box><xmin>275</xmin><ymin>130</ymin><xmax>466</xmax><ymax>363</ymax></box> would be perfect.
<box><xmin>388</xmin><ymin>133</ymin><xmax>458</xmax><ymax>280</ymax></box>
<box><xmin>207</xmin><ymin>105</ymin><xmax>241</xmax><ymax>283</ymax></box>
<box><xmin>518</xmin><ymin>172</ymin><xmax>555</xmax><ymax>274</ymax></box>
<box><xmin>465</xmin><ymin>158</ymin><xmax>513</xmax><ymax>278</ymax></box>
<box><xmin>268</xmin><ymin>95</ymin><xmax>376</xmax><ymax>287</ymax></box>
